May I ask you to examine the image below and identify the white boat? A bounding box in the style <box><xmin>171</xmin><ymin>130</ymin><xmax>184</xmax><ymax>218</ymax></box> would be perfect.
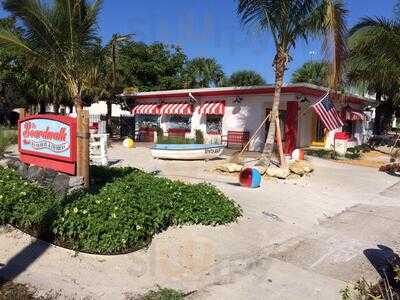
<box><xmin>151</xmin><ymin>144</ymin><xmax>224</xmax><ymax>160</ymax></box>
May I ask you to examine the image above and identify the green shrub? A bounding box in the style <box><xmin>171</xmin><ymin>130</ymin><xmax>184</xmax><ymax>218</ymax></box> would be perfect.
<box><xmin>305</xmin><ymin>148</ymin><xmax>335</xmax><ymax>159</ymax></box>
<box><xmin>345</xmin><ymin>147</ymin><xmax>362</xmax><ymax>159</ymax></box>
<box><xmin>140</xmin><ymin>288</ymin><xmax>184</xmax><ymax>300</ymax></box>
<box><xmin>0</xmin><ymin>168</ymin><xmax>60</xmax><ymax>237</ymax></box>
<box><xmin>157</xmin><ymin>136</ymin><xmax>195</xmax><ymax>144</ymax></box>
<box><xmin>156</xmin><ymin>127</ymin><xmax>164</xmax><ymax>140</ymax></box>
<box><xmin>0</xmin><ymin>129</ymin><xmax>17</xmax><ymax>157</ymax></box>
<box><xmin>54</xmin><ymin>170</ymin><xmax>241</xmax><ymax>254</ymax></box>
<box><xmin>0</xmin><ymin>166</ymin><xmax>241</xmax><ymax>254</ymax></box>
<box><xmin>195</xmin><ymin>129</ymin><xmax>204</xmax><ymax>144</ymax></box>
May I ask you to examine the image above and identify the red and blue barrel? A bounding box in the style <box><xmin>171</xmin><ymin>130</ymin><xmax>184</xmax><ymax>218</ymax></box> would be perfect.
<box><xmin>239</xmin><ymin>168</ymin><xmax>262</xmax><ymax>188</ymax></box>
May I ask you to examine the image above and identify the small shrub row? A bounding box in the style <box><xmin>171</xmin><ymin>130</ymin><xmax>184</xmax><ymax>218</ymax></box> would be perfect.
<box><xmin>156</xmin><ymin>136</ymin><xmax>196</xmax><ymax>144</ymax></box>
<box><xmin>0</xmin><ymin>168</ymin><xmax>60</xmax><ymax>238</ymax></box>
<box><xmin>0</xmin><ymin>166</ymin><xmax>241</xmax><ymax>254</ymax></box>
<box><xmin>156</xmin><ymin>129</ymin><xmax>204</xmax><ymax>145</ymax></box>
<box><xmin>305</xmin><ymin>146</ymin><xmax>365</xmax><ymax>160</ymax></box>
<box><xmin>54</xmin><ymin>169</ymin><xmax>241</xmax><ymax>253</ymax></box>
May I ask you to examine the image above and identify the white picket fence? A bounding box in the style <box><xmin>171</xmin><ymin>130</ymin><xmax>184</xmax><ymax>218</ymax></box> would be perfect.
<box><xmin>90</xmin><ymin>133</ymin><xmax>108</xmax><ymax>166</ymax></box>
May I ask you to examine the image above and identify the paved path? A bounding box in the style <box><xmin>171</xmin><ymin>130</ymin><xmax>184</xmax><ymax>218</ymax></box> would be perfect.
<box><xmin>0</xmin><ymin>145</ymin><xmax>399</xmax><ymax>299</ymax></box>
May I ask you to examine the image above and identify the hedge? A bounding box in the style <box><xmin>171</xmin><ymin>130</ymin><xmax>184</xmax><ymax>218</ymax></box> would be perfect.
<box><xmin>0</xmin><ymin>168</ymin><xmax>59</xmax><ymax>238</ymax></box>
<box><xmin>0</xmin><ymin>167</ymin><xmax>241</xmax><ymax>254</ymax></box>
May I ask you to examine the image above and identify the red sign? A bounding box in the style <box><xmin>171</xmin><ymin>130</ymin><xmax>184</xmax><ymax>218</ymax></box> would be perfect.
<box><xmin>18</xmin><ymin>114</ymin><xmax>77</xmax><ymax>175</ymax></box>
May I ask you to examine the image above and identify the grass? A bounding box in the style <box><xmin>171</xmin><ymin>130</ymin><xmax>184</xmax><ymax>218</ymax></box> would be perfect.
<box><xmin>134</xmin><ymin>288</ymin><xmax>185</xmax><ymax>300</ymax></box>
<box><xmin>341</xmin><ymin>266</ymin><xmax>400</xmax><ymax>300</ymax></box>
<box><xmin>305</xmin><ymin>145</ymin><xmax>368</xmax><ymax>160</ymax></box>
<box><xmin>0</xmin><ymin>280</ymin><xmax>55</xmax><ymax>300</ymax></box>
<box><xmin>0</xmin><ymin>166</ymin><xmax>241</xmax><ymax>255</ymax></box>
<box><xmin>0</xmin><ymin>128</ymin><xmax>17</xmax><ymax>157</ymax></box>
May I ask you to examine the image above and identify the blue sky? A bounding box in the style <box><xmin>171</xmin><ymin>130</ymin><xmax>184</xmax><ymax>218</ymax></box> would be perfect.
<box><xmin>1</xmin><ymin>0</ymin><xmax>398</xmax><ymax>83</ymax></box>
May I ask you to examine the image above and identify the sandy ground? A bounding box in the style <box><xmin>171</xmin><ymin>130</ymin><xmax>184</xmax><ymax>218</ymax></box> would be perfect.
<box><xmin>334</xmin><ymin>150</ymin><xmax>392</xmax><ymax>169</ymax></box>
<box><xmin>0</xmin><ymin>144</ymin><xmax>400</xmax><ymax>299</ymax></box>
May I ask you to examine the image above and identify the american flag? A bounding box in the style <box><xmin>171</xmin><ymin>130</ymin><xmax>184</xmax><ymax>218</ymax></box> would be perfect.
<box><xmin>312</xmin><ymin>94</ymin><xmax>344</xmax><ymax>131</ymax></box>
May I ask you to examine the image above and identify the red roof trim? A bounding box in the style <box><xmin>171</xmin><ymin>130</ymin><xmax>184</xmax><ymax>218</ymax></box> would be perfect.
<box><xmin>130</xmin><ymin>86</ymin><xmax>369</xmax><ymax>105</ymax></box>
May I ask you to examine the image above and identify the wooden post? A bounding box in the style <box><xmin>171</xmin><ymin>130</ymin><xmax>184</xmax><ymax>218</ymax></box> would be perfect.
<box><xmin>19</xmin><ymin>108</ymin><xmax>26</xmax><ymax>119</ymax></box>
<box><xmin>275</xmin><ymin>117</ymin><xmax>287</xmax><ymax>168</ymax></box>
<box><xmin>77</xmin><ymin>110</ymin><xmax>90</xmax><ymax>189</ymax></box>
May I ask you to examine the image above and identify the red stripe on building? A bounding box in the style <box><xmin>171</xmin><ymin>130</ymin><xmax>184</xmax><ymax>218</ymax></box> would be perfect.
<box><xmin>160</xmin><ymin>103</ymin><xmax>193</xmax><ymax>115</ymax></box>
<box><xmin>132</xmin><ymin>104</ymin><xmax>160</xmax><ymax>115</ymax></box>
<box><xmin>199</xmin><ymin>101</ymin><xmax>225</xmax><ymax>115</ymax></box>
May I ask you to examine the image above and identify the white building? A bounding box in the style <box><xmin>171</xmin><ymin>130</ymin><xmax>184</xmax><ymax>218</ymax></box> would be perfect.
<box><xmin>123</xmin><ymin>83</ymin><xmax>373</xmax><ymax>154</ymax></box>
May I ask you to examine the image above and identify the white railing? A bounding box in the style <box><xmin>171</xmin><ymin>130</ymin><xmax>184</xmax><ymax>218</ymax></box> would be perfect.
<box><xmin>90</xmin><ymin>133</ymin><xmax>108</xmax><ymax>166</ymax></box>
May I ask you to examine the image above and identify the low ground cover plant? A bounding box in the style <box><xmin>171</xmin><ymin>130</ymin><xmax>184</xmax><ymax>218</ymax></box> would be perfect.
<box><xmin>0</xmin><ymin>168</ymin><xmax>59</xmax><ymax>238</ymax></box>
<box><xmin>305</xmin><ymin>145</ymin><xmax>368</xmax><ymax>160</ymax></box>
<box><xmin>0</xmin><ymin>128</ymin><xmax>17</xmax><ymax>157</ymax></box>
<box><xmin>0</xmin><ymin>166</ymin><xmax>241</xmax><ymax>254</ymax></box>
<box><xmin>134</xmin><ymin>287</ymin><xmax>185</xmax><ymax>300</ymax></box>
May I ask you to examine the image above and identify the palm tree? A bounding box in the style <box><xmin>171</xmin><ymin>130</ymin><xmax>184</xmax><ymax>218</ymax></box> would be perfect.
<box><xmin>227</xmin><ymin>70</ymin><xmax>266</xmax><ymax>86</ymax></box>
<box><xmin>0</xmin><ymin>0</ymin><xmax>102</xmax><ymax>114</ymax></box>
<box><xmin>237</xmin><ymin>0</ymin><xmax>347</xmax><ymax>166</ymax></box>
<box><xmin>183</xmin><ymin>57</ymin><xmax>225</xmax><ymax>88</ymax></box>
<box><xmin>103</xmin><ymin>34</ymin><xmax>133</xmax><ymax>134</ymax></box>
<box><xmin>291</xmin><ymin>61</ymin><xmax>329</xmax><ymax>86</ymax></box>
<box><xmin>347</xmin><ymin>17</ymin><xmax>400</xmax><ymax>135</ymax></box>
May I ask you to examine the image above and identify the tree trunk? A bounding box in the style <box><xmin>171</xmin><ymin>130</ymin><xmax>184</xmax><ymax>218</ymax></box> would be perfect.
<box><xmin>259</xmin><ymin>49</ymin><xmax>287</xmax><ymax>167</ymax></box>
<box><xmin>39</xmin><ymin>102</ymin><xmax>46</xmax><ymax>114</ymax></box>
<box><xmin>53</xmin><ymin>103</ymin><xmax>60</xmax><ymax>115</ymax></box>
<box><xmin>106</xmin><ymin>98</ymin><xmax>112</xmax><ymax>137</ymax></box>
<box><xmin>373</xmin><ymin>91</ymin><xmax>383</xmax><ymax>135</ymax></box>
<box><xmin>74</xmin><ymin>95</ymin><xmax>89</xmax><ymax>189</ymax></box>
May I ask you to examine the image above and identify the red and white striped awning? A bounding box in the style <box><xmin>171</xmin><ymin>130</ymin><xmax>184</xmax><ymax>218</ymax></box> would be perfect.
<box><xmin>199</xmin><ymin>101</ymin><xmax>225</xmax><ymax>115</ymax></box>
<box><xmin>132</xmin><ymin>104</ymin><xmax>160</xmax><ymax>115</ymax></box>
<box><xmin>160</xmin><ymin>103</ymin><xmax>193</xmax><ymax>115</ymax></box>
<box><xmin>341</xmin><ymin>107</ymin><xmax>368</xmax><ymax>121</ymax></box>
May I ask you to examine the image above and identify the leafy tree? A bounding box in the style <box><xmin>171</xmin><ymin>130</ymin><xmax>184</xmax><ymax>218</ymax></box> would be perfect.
<box><xmin>0</xmin><ymin>0</ymin><xmax>102</xmax><ymax>114</ymax></box>
<box><xmin>183</xmin><ymin>57</ymin><xmax>225</xmax><ymax>88</ymax></box>
<box><xmin>347</xmin><ymin>17</ymin><xmax>400</xmax><ymax>134</ymax></box>
<box><xmin>226</xmin><ymin>70</ymin><xmax>266</xmax><ymax>86</ymax></box>
<box><xmin>291</xmin><ymin>61</ymin><xmax>329</xmax><ymax>86</ymax></box>
<box><xmin>119</xmin><ymin>42</ymin><xmax>187</xmax><ymax>92</ymax></box>
<box><xmin>237</xmin><ymin>0</ymin><xmax>347</xmax><ymax>166</ymax></box>
<box><xmin>98</xmin><ymin>34</ymin><xmax>133</xmax><ymax>134</ymax></box>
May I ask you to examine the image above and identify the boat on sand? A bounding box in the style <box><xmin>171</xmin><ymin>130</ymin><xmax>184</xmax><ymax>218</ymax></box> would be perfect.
<box><xmin>151</xmin><ymin>144</ymin><xmax>224</xmax><ymax>160</ymax></box>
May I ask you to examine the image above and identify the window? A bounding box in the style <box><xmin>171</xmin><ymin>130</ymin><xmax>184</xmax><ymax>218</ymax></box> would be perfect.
<box><xmin>343</xmin><ymin>121</ymin><xmax>356</xmax><ymax>137</ymax></box>
<box><xmin>135</xmin><ymin>115</ymin><xmax>159</xmax><ymax>129</ymax></box>
<box><xmin>168</xmin><ymin>115</ymin><xmax>192</xmax><ymax>131</ymax></box>
<box><xmin>206</xmin><ymin>115</ymin><xmax>223</xmax><ymax>134</ymax></box>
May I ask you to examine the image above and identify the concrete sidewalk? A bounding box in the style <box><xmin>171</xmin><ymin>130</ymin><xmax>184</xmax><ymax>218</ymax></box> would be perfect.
<box><xmin>0</xmin><ymin>145</ymin><xmax>399</xmax><ymax>299</ymax></box>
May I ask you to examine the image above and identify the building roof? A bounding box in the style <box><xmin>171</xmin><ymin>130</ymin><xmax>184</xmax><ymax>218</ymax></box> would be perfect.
<box><xmin>119</xmin><ymin>83</ymin><xmax>374</xmax><ymax>105</ymax></box>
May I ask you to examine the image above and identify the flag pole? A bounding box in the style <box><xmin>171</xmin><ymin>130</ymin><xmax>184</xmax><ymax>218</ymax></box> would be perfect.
<box><xmin>298</xmin><ymin>91</ymin><xmax>330</xmax><ymax>120</ymax></box>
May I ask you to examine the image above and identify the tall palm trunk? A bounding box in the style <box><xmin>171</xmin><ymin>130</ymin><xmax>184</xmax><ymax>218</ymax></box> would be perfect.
<box><xmin>73</xmin><ymin>95</ymin><xmax>83</xmax><ymax>114</ymax></box>
<box><xmin>107</xmin><ymin>42</ymin><xmax>117</xmax><ymax>137</ymax></box>
<box><xmin>260</xmin><ymin>48</ymin><xmax>288</xmax><ymax>167</ymax></box>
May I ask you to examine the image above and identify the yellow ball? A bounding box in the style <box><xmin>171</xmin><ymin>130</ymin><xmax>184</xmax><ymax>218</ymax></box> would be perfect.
<box><xmin>123</xmin><ymin>138</ymin><xmax>135</xmax><ymax>148</ymax></box>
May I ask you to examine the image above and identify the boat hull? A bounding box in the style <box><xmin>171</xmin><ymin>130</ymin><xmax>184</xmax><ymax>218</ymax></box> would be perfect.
<box><xmin>151</xmin><ymin>144</ymin><xmax>224</xmax><ymax>160</ymax></box>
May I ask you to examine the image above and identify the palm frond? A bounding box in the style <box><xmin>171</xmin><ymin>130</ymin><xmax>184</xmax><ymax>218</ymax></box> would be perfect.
<box><xmin>0</xmin><ymin>28</ymin><xmax>37</xmax><ymax>55</ymax></box>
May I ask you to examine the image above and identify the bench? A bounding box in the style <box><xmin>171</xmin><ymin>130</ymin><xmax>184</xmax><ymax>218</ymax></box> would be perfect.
<box><xmin>168</xmin><ymin>128</ymin><xmax>187</xmax><ymax>138</ymax></box>
<box><xmin>226</xmin><ymin>131</ymin><xmax>250</xmax><ymax>150</ymax></box>
<box><xmin>137</xmin><ymin>127</ymin><xmax>156</xmax><ymax>142</ymax></box>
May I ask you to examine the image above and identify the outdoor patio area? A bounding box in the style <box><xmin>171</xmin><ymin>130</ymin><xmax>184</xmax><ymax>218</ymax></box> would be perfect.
<box><xmin>1</xmin><ymin>143</ymin><xmax>399</xmax><ymax>299</ymax></box>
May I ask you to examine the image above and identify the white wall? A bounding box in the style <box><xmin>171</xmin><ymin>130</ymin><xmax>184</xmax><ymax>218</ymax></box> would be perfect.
<box><xmin>135</xmin><ymin>93</ymin><xmax>294</xmax><ymax>151</ymax></box>
<box><xmin>68</xmin><ymin>101</ymin><xmax>131</xmax><ymax>117</ymax></box>
<box><xmin>134</xmin><ymin>94</ymin><xmax>370</xmax><ymax>151</ymax></box>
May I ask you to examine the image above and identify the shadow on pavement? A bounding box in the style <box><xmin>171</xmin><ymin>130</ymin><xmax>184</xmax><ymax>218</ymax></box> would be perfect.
<box><xmin>0</xmin><ymin>239</ymin><xmax>50</xmax><ymax>286</ymax></box>
<box><xmin>364</xmin><ymin>245</ymin><xmax>400</xmax><ymax>288</ymax></box>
